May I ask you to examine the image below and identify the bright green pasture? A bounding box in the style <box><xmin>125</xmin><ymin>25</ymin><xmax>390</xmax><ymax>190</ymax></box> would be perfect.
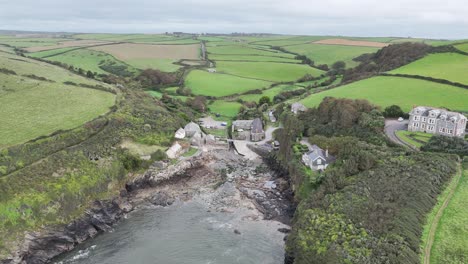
<box><xmin>300</xmin><ymin>76</ymin><xmax>468</xmax><ymax>112</ymax></box>
<box><xmin>430</xmin><ymin>165</ymin><xmax>468</xmax><ymax>264</ymax></box>
<box><xmin>184</xmin><ymin>70</ymin><xmax>272</xmax><ymax>97</ymax></box>
<box><xmin>0</xmin><ymin>52</ymin><xmax>112</xmax><ymax>86</ymax></box>
<box><xmin>390</xmin><ymin>53</ymin><xmax>468</xmax><ymax>85</ymax></box>
<box><xmin>124</xmin><ymin>58</ymin><xmax>181</xmax><ymax>72</ymax></box>
<box><xmin>208</xmin><ymin>100</ymin><xmax>242</xmax><ymax>117</ymax></box>
<box><xmin>455</xmin><ymin>43</ymin><xmax>468</xmax><ymax>53</ymax></box>
<box><xmin>0</xmin><ymin>52</ymin><xmax>115</xmax><ymax>147</ymax></box>
<box><xmin>34</xmin><ymin>48</ymin><xmax>135</xmax><ymax>75</ymax></box>
<box><xmin>283</xmin><ymin>43</ymin><xmax>378</xmax><ymax>67</ymax></box>
<box><xmin>210</xmin><ymin>54</ymin><xmax>300</xmax><ymax>63</ymax></box>
<box><xmin>0</xmin><ymin>37</ymin><xmax>70</xmax><ymax>48</ymax></box>
<box><xmin>28</xmin><ymin>47</ymin><xmax>78</xmax><ymax>58</ymax></box>
<box><xmin>207</xmin><ymin>44</ymin><xmax>295</xmax><ymax>57</ymax></box>
<box><xmin>215</xmin><ymin>61</ymin><xmax>324</xmax><ymax>82</ymax></box>
<box><xmin>0</xmin><ymin>75</ymin><xmax>115</xmax><ymax>147</ymax></box>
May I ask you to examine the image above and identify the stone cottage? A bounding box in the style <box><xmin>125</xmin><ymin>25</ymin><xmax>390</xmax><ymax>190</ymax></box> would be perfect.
<box><xmin>291</xmin><ymin>102</ymin><xmax>307</xmax><ymax>114</ymax></box>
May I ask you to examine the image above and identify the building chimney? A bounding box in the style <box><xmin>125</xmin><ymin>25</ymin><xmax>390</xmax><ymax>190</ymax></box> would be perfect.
<box><xmin>325</xmin><ymin>148</ymin><xmax>329</xmax><ymax>158</ymax></box>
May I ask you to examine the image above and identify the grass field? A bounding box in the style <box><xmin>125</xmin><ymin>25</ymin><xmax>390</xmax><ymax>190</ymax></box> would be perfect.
<box><xmin>208</xmin><ymin>100</ymin><xmax>242</xmax><ymax>117</ymax></box>
<box><xmin>210</xmin><ymin>54</ymin><xmax>300</xmax><ymax>63</ymax></box>
<box><xmin>455</xmin><ymin>43</ymin><xmax>468</xmax><ymax>53</ymax></box>
<box><xmin>185</xmin><ymin>70</ymin><xmax>272</xmax><ymax>97</ymax></box>
<box><xmin>28</xmin><ymin>47</ymin><xmax>79</xmax><ymax>58</ymax></box>
<box><xmin>395</xmin><ymin>131</ymin><xmax>433</xmax><ymax>148</ymax></box>
<box><xmin>429</xmin><ymin>164</ymin><xmax>468</xmax><ymax>264</ymax></box>
<box><xmin>31</xmin><ymin>48</ymin><xmax>135</xmax><ymax>75</ymax></box>
<box><xmin>208</xmin><ymin>44</ymin><xmax>295</xmax><ymax>57</ymax></box>
<box><xmin>283</xmin><ymin>43</ymin><xmax>378</xmax><ymax>68</ymax></box>
<box><xmin>92</xmin><ymin>43</ymin><xmax>200</xmax><ymax>60</ymax></box>
<box><xmin>125</xmin><ymin>58</ymin><xmax>181</xmax><ymax>72</ymax></box>
<box><xmin>24</xmin><ymin>40</ymin><xmax>112</xmax><ymax>52</ymax></box>
<box><xmin>390</xmin><ymin>53</ymin><xmax>468</xmax><ymax>85</ymax></box>
<box><xmin>300</xmin><ymin>76</ymin><xmax>468</xmax><ymax>112</ymax></box>
<box><xmin>0</xmin><ymin>52</ymin><xmax>115</xmax><ymax>147</ymax></box>
<box><xmin>215</xmin><ymin>61</ymin><xmax>324</xmax><ymax>82</ymax></box>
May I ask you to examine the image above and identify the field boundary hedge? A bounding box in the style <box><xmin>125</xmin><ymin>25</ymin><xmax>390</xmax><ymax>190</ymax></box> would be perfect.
<box><xmin>380</xmin><ymin>73</ymin><xmax>468</xmax><ymax>89</ymax></box>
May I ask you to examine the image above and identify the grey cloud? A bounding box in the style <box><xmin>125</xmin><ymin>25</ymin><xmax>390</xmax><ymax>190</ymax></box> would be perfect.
<box><xmin>0</xmin><ymin>0</ymin><xmax>467</xmax><ymax>38</ymax></box>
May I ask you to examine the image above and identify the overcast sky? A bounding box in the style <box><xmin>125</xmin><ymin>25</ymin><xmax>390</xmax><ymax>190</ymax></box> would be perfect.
<box><xmin>1</xmin><ymin>0</ymin><xmax>467</xmax><ymax>39</ymax></box>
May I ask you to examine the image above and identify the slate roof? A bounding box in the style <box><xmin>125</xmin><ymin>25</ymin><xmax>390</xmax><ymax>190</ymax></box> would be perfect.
<box><xmin>291</xmin><ymin>102</ymin><xmax>307</xmax><ymax>112</ymax></box>
<box><xmin>251</xmin><ymin>118</ymin><xmax>264</xmax><ymax>133</ymax></box>
<box><xmin>305</xmin><ymin>145</ymin><xmax>336</xmax><ymax>163</ymax></box>
<box><xmin>410</xmin><ymin>106</ymin><xmax>467</xmax><ymax>121</ymax></box>
<box><xmin>184</xmin><ymin>122</ymin><xmax>201</xmax><ymax>133</ymax></box>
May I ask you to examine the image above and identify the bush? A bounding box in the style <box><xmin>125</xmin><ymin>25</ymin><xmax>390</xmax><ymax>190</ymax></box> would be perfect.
<box><xmin>121</xmin><ymin>151</ymin><xmax>142</xmax><ymax>171</ymax></box>
<box><xmin>421</xmin><ymin>135</ymin><xmax>468</xmax><ymax>157</ymax></box>
<box><xmin>383</xmin><ymin>105</ymin><xmax>407</xmax><ymax>118</ymax></box>
<box><xmin>151</xmin><ymin>150</ymin><xmax>167</xmax><ymax>161</ymax></box>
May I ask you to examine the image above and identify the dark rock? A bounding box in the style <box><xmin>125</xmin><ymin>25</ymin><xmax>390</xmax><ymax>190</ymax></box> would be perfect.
<box><xmin>148</xmin><ymin>192</ymin><xmax>175</xmax><ymax>207</ymax></box>
<box><xmin>278</xmin><ymin>228</ymin><xmax>291</xmax><ymax>234</ymax></box>
<box><xmin>234</xmin><ymin>229</ymin><xmax>241</xmax><ymax>235</ymax></box>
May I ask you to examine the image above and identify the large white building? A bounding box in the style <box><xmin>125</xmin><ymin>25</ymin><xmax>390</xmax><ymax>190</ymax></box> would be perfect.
<box><xmin>408</xmin><ymin>106</ymin><xmax>467</xmax><ymax>137</ymax></box>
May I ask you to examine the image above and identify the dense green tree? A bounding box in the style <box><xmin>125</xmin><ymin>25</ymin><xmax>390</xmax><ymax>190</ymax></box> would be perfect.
<box><xmin>258</xmin><ymin>96</ymin><xmax>271</xmax><ymax>106</ymax></box>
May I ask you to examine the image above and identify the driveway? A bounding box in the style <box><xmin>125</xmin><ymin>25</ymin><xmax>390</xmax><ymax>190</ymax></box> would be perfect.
<box><xmin>199</xmin><ymin>116</ymin><xmax>227</xmax><ymax>129</ymax></box>
<box><xmin>384</xmin><ymin>119</ymin><xmax>412</xmax><ymax>148</ymax></box>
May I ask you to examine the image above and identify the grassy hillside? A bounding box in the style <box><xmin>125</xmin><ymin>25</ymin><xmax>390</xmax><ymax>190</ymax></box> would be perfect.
<box><xmin>455</xmin><ymin>43</ymin><xmax>468</xmax><ymax>53</ymax></box>
<box><xmin>283</xmin><ymin>43</ymin><xmax>378</xmax><ymax>68</ymax></box>
<box><xmin>208</xmin><ymin>100</ymin><xmax>242</xmax><ymax>117</ymax></box>
<box><xmin>31</xmin><ymin>48</ymin><xmax>137</xmax><ymax>75</ymax></box>
<box><xmin>430</xmin><ymin>162</ymin><xmax>468</xmax><ymax>263</ymax></box>
<box><xmin>209</xmin><ymin>54</ymin><xmax>300</xmax><ymax>63</ymax></box>
<box><xmin>208</xmin><ymin>44</ymin><xmax>295</xmax><ymax>57</ymax></box>
<box><xmin>0</xmin><ymin>52</ymin><xmax>115</xmax><ymax>147</ymax></box>
<box><xmin>239</xmin><ymin>84</ymin><xmax>303</xmax><ymax>102</ymax></box>
<box><xmin>300</xmin><ymin>76</ymin><xmax>468</xmax><ymax>112</ymax></box>
<box><xmin>215</xmin><ymin>61</ymin><xmax>324</xmax><ymax>82</ymax></box>
<box><xmin>390</xmin><ymin>53</ymin><xmax>468</xmax><ymax>85</ymax></box>
<box><xmin>184</xmin><ymin>70</ymin><xmax>272</xmax><ymax>97</ymax></box>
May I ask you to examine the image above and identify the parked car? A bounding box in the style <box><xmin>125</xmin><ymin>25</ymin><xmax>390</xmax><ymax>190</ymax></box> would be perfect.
<box><xmin>221</xmin><ymin>122</ymin><xmax>227</xmax><ymax>126</ymax></box>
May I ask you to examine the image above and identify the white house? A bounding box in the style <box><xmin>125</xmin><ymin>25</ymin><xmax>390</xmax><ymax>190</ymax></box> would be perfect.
<box><xmin>302</xmin><ymin>145</ymin><xmax>336</xmax><ymax>171</ymax></box>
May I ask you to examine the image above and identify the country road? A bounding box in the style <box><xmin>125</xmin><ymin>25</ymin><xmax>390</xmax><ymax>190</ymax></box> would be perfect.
<box><xmin>422</xmin><ymin>163</ymin><xmax>463</xmax><ymax>264</ymax></box>
<box><xmin>384</xmin><ymin>119</ymin><xmax>414</xmax><ymax>149</ymax></box>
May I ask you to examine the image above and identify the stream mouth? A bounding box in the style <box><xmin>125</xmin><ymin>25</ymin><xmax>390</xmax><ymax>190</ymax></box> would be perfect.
<box><xmin>53</xmin><ymin>201</ymin><xmax>287</xmax><ymax>264</ymax></box>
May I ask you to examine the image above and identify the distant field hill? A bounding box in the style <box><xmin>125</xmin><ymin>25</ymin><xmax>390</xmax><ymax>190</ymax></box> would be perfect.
<box><xmin>0</xmin><ymin>49</ymin><xmax>116</xmax><ymax>148</ymax></box>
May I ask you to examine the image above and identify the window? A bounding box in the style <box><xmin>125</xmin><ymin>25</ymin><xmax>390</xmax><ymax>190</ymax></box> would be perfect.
<box><xmin>317</xmin><ymin>159</ymin><xmax>322</xmax><ymax>165</ymax></box>
<box><xmin>448</xmin><ymin>130</ymin><xmax>453</xmax><ymax>134</ymax></box>
<box><xmin>429</xmin><ymin>119</ymin><xmax>435</xmax><ymax>124</ymax></box>
<box><xmin>421</xmin><ymin>124</ymin><xmax>426</xmax><ymax>129</ymax></box>
<box><xmin>414</xmin><ymin>116</ymin><xmax>420</xmax><ymax>121</ymax></box>
<box><xmin>422</xmin><ymin>117</ymin><xmax>427</xmax><ymax>122</ymax></box>
<box><xmin>414</xmin><ymin>123</ymin><xmax>419</xmax><ymax>127</ymax></box>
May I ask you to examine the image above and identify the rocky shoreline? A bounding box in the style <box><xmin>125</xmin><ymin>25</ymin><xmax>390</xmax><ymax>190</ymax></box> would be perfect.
<box><xmin>1</xmin><ymin>149</ymin><xmax>293</xmax><ymax>264</ymax></box>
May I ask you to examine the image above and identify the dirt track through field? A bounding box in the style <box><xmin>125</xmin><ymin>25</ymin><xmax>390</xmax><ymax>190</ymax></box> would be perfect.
<box><xmin>422</xmin><ymin>163</ymin><xmax>462</xmax><ymax>264</ymax></box>
<box><xmin>313</xmin><ymin>38</ymin><xmax>389</xmax><ymax>48</ymax></box>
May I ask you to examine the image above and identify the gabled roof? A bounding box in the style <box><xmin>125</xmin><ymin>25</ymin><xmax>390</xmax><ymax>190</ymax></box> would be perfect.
<box><xmin>304</xmin><ymin>145</ymin><xmax>336</xmax><ymax>164</ymax></box>
<box><xmin>291</xmin><ymin>102</ymin><xmax>307</xmax><ymax>112</ymax></box>
<box><xmin>410</xmin><ymin>106</ymin><xmax>467</xmax><ymax>121</ymax></box>
<box><xmin>184</xmin><ymin>122</ymin><xmax>201</xmax><ymax>132</ymax></box>
<box><xmin>251</xmin><ymin>118</ymin><xmax>264</xmax><ymax>133</ymax></box>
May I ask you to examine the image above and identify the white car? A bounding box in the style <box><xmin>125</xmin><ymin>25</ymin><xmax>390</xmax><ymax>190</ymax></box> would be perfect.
<box><xmin>398</xmin><ymin>117</ymin><xmax>404</xmax><ymax>122</ymax></box>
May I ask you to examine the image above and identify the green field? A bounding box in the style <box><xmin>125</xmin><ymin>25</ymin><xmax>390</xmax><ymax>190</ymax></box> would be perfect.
<box><xmin>283</xmin><ymin>43</ymin><xmax>378</xmax><ymax>68</ymax></box>
<box><xmin>455</xmin><ymin>43</ymin><xmax>468</xmax><ymax>53</ymax></box>
<box><xmin>395</xmin><ymin>131</ymin><xmax>433</xmax><ymax>148</ymax></box>
<box><xmin>210</xmin><ymin>54</ymin><xmax>300</xmax><ymax>63</ymax></box>
<box><xmin>216</xmin><ymin>61</ymin><xmax>324</xmax><ymax>82</ymax></box>
<box><xmin>208</xmin><ymin>100</ymin><xmax>242</xmax><ymax>117</ymax></box>
<box><xmin>184</xmin><ymin>70</ymin><xmax>272</xmax><ymax>97</ymax></box>
<box><xmin>390</xmin><ymin>53</ymin><xmax>468</xmax><ymax>85</ymax></box>
<box><xmin>125</xmin><ymin>58</ymin><xmax>181</xmax><ymax>72</ymax></box>
<box><xmin>28</xmin><ymin>47</ymin><xmax>79</xmax><ymax>58</ymax></box>
<box><xmin>208</xmin><ymin>44</ymin><xmax>295</xmax><ymax>57</ymax></box>
<box><xmin>429</xmin><ymin>164</ymin><xmax>468</xmax><ymax>263</ymax></box>
<box><xmin>300</xmin><ymin>76</ymin><xmax>468</xmax><ymax>112</ymax></box>
<box><xmin>0</xmin><ymin>52</ymin><xmax>115</xmax><ymax>147</ymax></box>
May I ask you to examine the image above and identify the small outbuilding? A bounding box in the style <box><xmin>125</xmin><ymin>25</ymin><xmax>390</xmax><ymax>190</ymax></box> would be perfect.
<box><xmin>184</xmin><ymin>122</ymin><xmax>202</xmax><ymax>137</ymax></box>
<box><xmin>291</xmin><ymin>102</ymin><xmax>307</xmax><ymax>114</ymax></box>
<box><xmin>174</xmin><ymin>128</ymin><xmax>186</xmax><ymax>139</ymax></box>
<box><xmin>166</xmin><ymin>142</ymin><xmax>183</xmax><ymax>159</ymax></box>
